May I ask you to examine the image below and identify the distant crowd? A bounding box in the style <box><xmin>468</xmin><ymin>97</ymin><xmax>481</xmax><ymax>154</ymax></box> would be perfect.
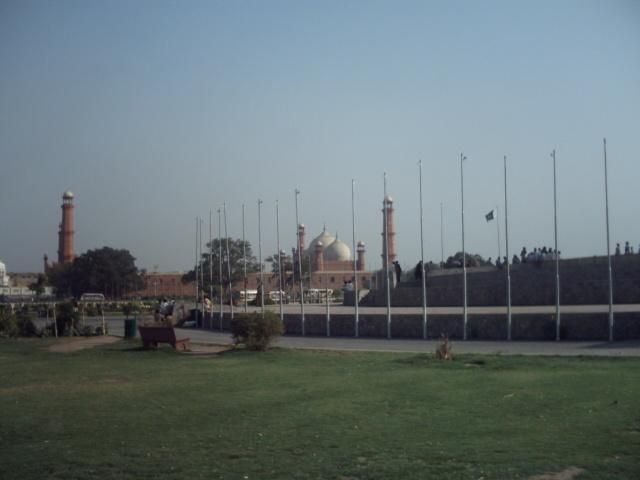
<box><xmin>616</xmin><ymin>241</ymin><xmax>639</xmax><ymax>256</ymax></box>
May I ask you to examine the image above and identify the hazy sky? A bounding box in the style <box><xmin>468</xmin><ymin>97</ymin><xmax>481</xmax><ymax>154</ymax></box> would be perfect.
<box><xmin>1</xmin><ymin>0</ymin><xmax>639</xmax><ymax>273</ymax></box>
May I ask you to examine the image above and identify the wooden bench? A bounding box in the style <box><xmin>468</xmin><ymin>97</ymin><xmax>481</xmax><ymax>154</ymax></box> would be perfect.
<box><xmin>138</xmin><ymin>325</ymin><xmax>190</xmax><ymax>351</ymax></box>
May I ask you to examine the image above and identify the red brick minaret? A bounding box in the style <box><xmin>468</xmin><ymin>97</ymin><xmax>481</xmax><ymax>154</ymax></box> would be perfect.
<box><xmin>381</xmin><ymin>195</ymin><xmax>396</xmax><ymax>268</ymax></box>
<box><xmin>314</xmin><ymin>242</ymin><xmax>324</xmax><ymax>272</ymax></box>
<box><xmin>57</xmin><ymin>191</ymin><xmax>75</xmax><ymax>264</ymax></box>
<box><xmin>297</xmin><ymin>223</ymin><xmax>305</xmax><ymax>253</ymax></box>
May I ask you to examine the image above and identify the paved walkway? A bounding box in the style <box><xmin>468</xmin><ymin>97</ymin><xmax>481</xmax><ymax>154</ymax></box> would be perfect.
<box><xmin>176</xmin><ymin>328</ymin><xmax>640</xmax><ymax>357</ymax></box>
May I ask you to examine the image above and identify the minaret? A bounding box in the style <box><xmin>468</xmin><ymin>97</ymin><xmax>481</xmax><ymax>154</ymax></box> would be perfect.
<box><xmin>381</xmin><ymin>195</ymin><xmax>396</xmax><ymax>267</ymax></box>
<box><xmin>357</xmin><ymin>241</ymin><xmax>366</xmax><ymax>271</ymax></box>
<box><xmin>57</xmin><ymin>191</ymin><xmax>75</xmax><ymax>264</ymax></box>
<box><xmin>314</xmin><ymin>242</ymin><xmax>324</xmax><ymax>272</ymax></box>
<box><xmin>297</xmin><ymin>223</ymin><xmax>305</xmax><ymax>253</ymax></box>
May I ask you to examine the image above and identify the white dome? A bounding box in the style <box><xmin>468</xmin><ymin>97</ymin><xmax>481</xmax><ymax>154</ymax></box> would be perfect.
<box><xmin>324</xmin><ymin>236</ymin><xmax>352</xmax><ymax>261</ymax></box>
<box><xmin>307</xmin><ymin>227</ymin><xmax>335</xmax><ymax>254</ymax></box>
<box><xmin>384</xmin><ymin>195</ymin><xmax>393</xmax><ymax>203</ymax></box>
<box><xmin>63</xmin><ymin>190</ymin><xmax>74</xmax><ymax>199</ymax></box>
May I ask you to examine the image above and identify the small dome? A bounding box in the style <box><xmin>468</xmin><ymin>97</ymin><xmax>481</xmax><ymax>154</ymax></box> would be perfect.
<box><xmin>315</xmin><ymin>241</ymin><xmax>324</xmax><ymax>248</ymax></box>
<box><xmin>63</xmin><ymin>190</ymin><xmax>74</xmax><ymax>200</ymax></box>
<box><xmin>325</xmin><ymin>236</ymin><xmax>352</xmax><ymax>262</ymax></box>
<box><xmin>298</xmin><ymin>223</ymin><xmax>305</xmax><ymax>229</ymax></box>
<box><xmin>384</xmin><ymin>195</ymin><xmax>393</xmax><ymax>203</ymax></box>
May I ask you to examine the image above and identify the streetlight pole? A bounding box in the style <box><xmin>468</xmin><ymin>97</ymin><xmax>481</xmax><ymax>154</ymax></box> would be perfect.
<box><xmin>295</xmin><ymin>189</ymin><xmax>305</xmax><ymax>335</ymax></box>
<box><xmin>209</xmin><ymin>211</ymin><xmax>213</xmax><ymax>328</ymax></box>
<box><xmin>419</xmin><ymin>160</ymin><xmax>427</xmax><ymax>339</ymax></box>
<box><xmin>603</xmin><ymin>138</ymin><xmax>614</xmax><ymax>341</ymax></box>
<box><xmin>440</xmin><ymin>202</ymin><xmax>444</xmax><ymax>267</ymax></box>
<box><xmin>460</xmin><ymin>153</ymin><xmax>468</xmax><ymax>340</ymax></box>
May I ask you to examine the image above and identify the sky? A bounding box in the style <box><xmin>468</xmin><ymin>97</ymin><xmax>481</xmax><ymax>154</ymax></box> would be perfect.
<box><xmin>1</xmin><ymin>0</ymin><xmax>639</xmax><ymax>273</ymax></box>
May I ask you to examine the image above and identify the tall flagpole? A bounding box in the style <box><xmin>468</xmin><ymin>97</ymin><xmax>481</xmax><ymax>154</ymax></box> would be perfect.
<box><xmin>384</xmin><ymin>173</ymin><xmax>391</xmax><ymax>339</ymax></box>
<box><xmin>242</xmin><ymin>203</ymin><xmax>247</xmax><ymax>313</ymax></box>
<box><xmin>351</xmin><ymin>179</ymin><xmax>359</xmax><ymax>337</ymax></box>
<box><xmin>552</xmin><ymin>149</ymin><xmax>561</xmax><ymax>341</ymax></box>
<box><xmin>419</xmin><ymin>161</ymin><xmax>428</xmax><ymax>339</ymax></box>
<box><xmin>195</xmin><ymin>217</ymin><xmax>199</xmax><ymax>323</ymax></box>
<box><xmin>495</xmin><ymin>206</ymin><xmax>501</xmax><ymax>262</ymax></box>
<box><xmin>258</xmin><ymin>199</ymin><xmax>264</xmax><ymax>317</ymax></box>
<box><xmin>218</xmin><ymin>208</ymin><xmax>224</xmax><ymax>329</ymax></box>
<box><xmin>504</xmin><ymin>156</ymin><xmax>512</xmax><ymax>340</ymax></box>
<box><xmin>295</xmin><ymin>189</ymin><xmax>305</xmax><ymax>334</ymax></box>
<box><xmin>604</xmin><ymin>138</ymin><xmax>614</xmax><ymax>341</ymax></box>
<box><xmin>460</xmin><ymin>153</ymin><xmax>468</xmax><ymax>340</ymax></box>
<box><xmin>200</xmin><ymin>218</ymin><xmax>205</xmax><ymax>323</ymax></box>
<box><xmin>209</xmin><ymin>211</ymin><xmax>213</xmax><ymax>328</ymax></box>
<box><xmin>440</xmin><ymin>202</ymin><xmax>444</xmax><ymax>267</ymax></box>
<box><xmin>223</xmin><ymin>203</ymin><xmax>233</xmax><ymax>320</ymax></box>
<box><xmin>276</xmin><ymin>200</ymin><xmax>284</xmax><ymax>322</ymax></box>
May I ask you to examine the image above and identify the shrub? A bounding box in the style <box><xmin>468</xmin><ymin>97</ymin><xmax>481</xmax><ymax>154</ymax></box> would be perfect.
<box><xmin>0</xmin><ymin>311</ymin><xmax>38</xmax><ymax>337</ymax></box>
<box><xmin>0</xmin><ymin>312</ymin><xmax>19</xmax><ymax>337</ymax></box>
<box><xmin>230</xmin><ymin>311</ymin><xmax>283</xmax><ymax>351</ymax></box>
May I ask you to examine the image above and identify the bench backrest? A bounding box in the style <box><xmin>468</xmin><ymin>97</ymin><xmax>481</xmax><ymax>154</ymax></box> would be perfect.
<box><xmin>138</xmin><ymin>326</ymin><xmax>177</xmax><ymax>343</ymax></box>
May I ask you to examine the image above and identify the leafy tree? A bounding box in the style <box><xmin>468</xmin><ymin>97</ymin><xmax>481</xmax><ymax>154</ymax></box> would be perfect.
<box><xmin>28</xmin><ymin>273</ymin><xmax>47</xmax><ymax>298</ymax></box>
<box><xmin>183</xmin><ymin>238</ymin><xmax>260</xmax><ymax>295</ymax></box>
<box><xmin>48</xmin><ymin>247</ymin><xmax>144</xmax><ymax>299</ymax></box>
<box><xmin>444</xmin><ymin>252</ymin><xmax>491</xmax><ymax>269</ymax></box>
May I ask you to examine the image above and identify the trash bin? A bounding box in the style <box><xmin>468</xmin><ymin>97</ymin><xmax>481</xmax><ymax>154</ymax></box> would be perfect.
<box><xmin>124</xmin><ymin>317</ymin><xmax>137</xmax><ymax>338</ymax></box>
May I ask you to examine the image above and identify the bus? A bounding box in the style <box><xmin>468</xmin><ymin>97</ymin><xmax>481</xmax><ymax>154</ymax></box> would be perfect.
<box><xmin>80</xmin><ymin>293</ymin><xmax>105</xmax><ymax>302</ymax></box>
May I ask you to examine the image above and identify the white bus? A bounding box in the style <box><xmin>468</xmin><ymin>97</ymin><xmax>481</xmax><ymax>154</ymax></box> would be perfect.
<box><xmin>238</xmin><ymin>289</ymin><xmax>258</xmax><ymax>303</ymax></box>
<box><xmin>80</xmin><ymin>293</ymin><xmax>105</xmax><ymax>302</ymax></box>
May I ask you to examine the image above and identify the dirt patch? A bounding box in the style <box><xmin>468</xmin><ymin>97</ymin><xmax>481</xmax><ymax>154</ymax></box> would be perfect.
<box><xmin>184</xmin><ymin>343</ymin><xmax>234</xmax><ymax>356</ymax></box>
<box><xmin>528</xmin><ymin>467</ymin><xmax>585</xmax><ymax>480</ymax></box>
<box><xmin>47</xmin><ymin>336</ymin><xmax>122</xmax><ymax>353</ymax></box>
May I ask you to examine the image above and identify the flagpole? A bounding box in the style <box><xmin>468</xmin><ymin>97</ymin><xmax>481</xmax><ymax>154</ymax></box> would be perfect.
<box><xmin>200</xmin><ymin>218</ymin><xmax>205</xmax><ymax>324</ymax></box>
<box><xmin>209</xmin><ymin>211</ymin><xmax>213</xmax><ymax>328</ymax></box>
<box><xmin>604</xmin><ymin>138</ymin><xmax>614</xmax><ymax>341</ymax></box>
<box><xmin>384</xmin><ymin>173</ymin><xmax>391</xmax><ymax>339</ymax></box>
<box><xmin>504</xmin><ymin>155</ymin><xmax>512</xmax><ymax>340</ymax></box>
<box><xmin>440</xmin><ymin>202</ymin><xmax>444</xmax><ymax>267</ymax></box>
<box><xmin>460</xmin><ymin>153</ymin><xmax>468</xmax><ymax>340</ymax></box>
<box><xmin>419</xmin><ymin>160</ymin><xmax>427</xmax><ymax>339</ymax></box>
<box><xmin>218</xmin><ymin>208</ymin><xmax>224</xmax><ymax>329</ymax></box>
<box><xmin>295</xmin><ymin>189</ymin><xmax>305</xmax><ymax>335</ymax></box>
<box><xmin>351</xmin><ymin>178</ymin><xmax>359</xmax><ymax>337</ymax></box>
<box><xmin>276</xmin><ymin>200</ymin><xmax>284</xmax><ymax>323</ymax></box>
<box><xmin>195</xmin><ymin>217</ymin><xmax>199</xmax><ymax>325</ymax></box>
<box><xmin>242</xmin><ymin>203</ymin><xmax>247</xmax><ymax>313</ymax></box>
<box><xmin>552</xmin><ymin>150</ymin><xmax>561</xmax><ymax>341</ymax></box>
<box><xmin>496</xmin><ymin>206</ymin><xmax>501</xmax><ymax>262</ymax></box>
<box><xmin>258</xmin><ymin>199</ymin><xmax>264</xmax><ymax>317</ymax></box>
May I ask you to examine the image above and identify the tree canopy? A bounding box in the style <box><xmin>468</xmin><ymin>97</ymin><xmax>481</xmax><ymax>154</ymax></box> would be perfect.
<box><xmin>183</xmin><ymin>238</ymin><xmax>260</xmax><ymax>293</ymax></box>
<box><xmin>47</xmin><ymin>247</ymin><xmax>144</xmax><ymax>298</ymax></box>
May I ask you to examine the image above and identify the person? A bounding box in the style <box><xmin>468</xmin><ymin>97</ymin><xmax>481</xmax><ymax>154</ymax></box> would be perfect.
<box><xmin>624</xmin><ymin>241</ymin><xmax>630</xmax><ymax>255</ymax></box>
<box><xmin>615</xmin><ymin>243</ymin><xmax>621</xmax><ymax>256</ymax></box>
<box><xmin>414</xmin><ymin>261</ymin><xmax>423</xmax><ymax>281</ymax></box>
<box><xmin>393</xmin><ymin>261</ymin><xmax>402</xmax><ymax>285</ymax></box>
<box><xmin>512</xmin><ymin>254</ymin><xmax>520</xmax><ymax>264</ymax></box>
<box><xmin>495</xmin><ymin>257</ymin><xmax>502</xmax><ymax>268</ymax></box>
<box><xmin>487</xmin><ymin>257</ymin><xmax>492</xmax><ymax>266</ymax></box>
<box><xmin>520</xmin><ymin>247</ymin><xmax>527</xmax><ymax>263</ymax></box>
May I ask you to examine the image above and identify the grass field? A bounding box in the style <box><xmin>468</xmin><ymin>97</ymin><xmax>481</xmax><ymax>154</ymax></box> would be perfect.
<box><xmin>0</xmin><ymin>339</ymin><xmax>639</xmax><ymax>480</ymax></box>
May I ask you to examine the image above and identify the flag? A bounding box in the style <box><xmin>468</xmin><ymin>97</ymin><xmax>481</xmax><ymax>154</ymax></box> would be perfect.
<box><xmin>485</xmin><ymin>209</ymin><xmax>495</xmax><ymax>222</ymax></box>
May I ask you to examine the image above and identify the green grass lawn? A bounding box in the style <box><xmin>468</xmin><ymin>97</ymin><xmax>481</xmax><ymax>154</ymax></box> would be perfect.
<box><xmin>0</xmin><ymin>339</ymin><xmax>639</xmax><ymax>480</ymax></box>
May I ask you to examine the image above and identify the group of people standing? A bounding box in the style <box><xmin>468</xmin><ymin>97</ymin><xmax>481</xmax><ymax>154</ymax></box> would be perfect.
<box><xmin>616</xmin><ymin>241</ymin><xmax>639</xmax><ymax>256</ymax></box>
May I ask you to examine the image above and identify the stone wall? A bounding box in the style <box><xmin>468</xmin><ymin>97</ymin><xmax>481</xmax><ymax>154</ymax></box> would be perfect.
<box><xmin>200</xmin><ymin>311</ymin><xmax>640</xmax><ymax>341</ymax></box>
<box><xmin>361</xmin><ymin>255</ymin><xmax>640</xmax><ymax>307</ymax></box>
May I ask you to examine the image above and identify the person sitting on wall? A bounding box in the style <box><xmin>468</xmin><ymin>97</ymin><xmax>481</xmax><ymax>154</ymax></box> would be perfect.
<box><xmin>496</xmin><ymin>257</ymin><xmax>502</xmax><ymax>268</ymax></box>
<box><xmin>624</xmin><ymin>241</ymin><xmax>630</xmax><ymax>255</ymax></box>
<box><xmin>615</xmin><ymin>243</ymin><xmax>621</xmax><ymax>255</ymax></box>
<box><xmin>520</xmin><ymin>247</ymin><xmax>527</xmax><ymax>263</ymax></box>
<box><xmin>512</xmin><ymin>254</ymin><xmax>520</xmax><ymax>264</ymax></box>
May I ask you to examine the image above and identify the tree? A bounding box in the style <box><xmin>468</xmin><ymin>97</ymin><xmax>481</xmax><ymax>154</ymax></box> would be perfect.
<box><xmin>28</xmin><ymin>273</ymin><xmax>47</xmax><ymax>298</ymax></box>
<box><xmin>444</xmin><ymin>252</ymin><xmax>492</xmax><ymax>269</ymax></box>
<box><xmin>183</xmin><ymin>238</ymin><xmax>260</xmax><ymax>296</ymax></box>
<box><xmin>48</xmin><ymin>247</ymin><xmax>144</xmax><ymax>298</ymax></box>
